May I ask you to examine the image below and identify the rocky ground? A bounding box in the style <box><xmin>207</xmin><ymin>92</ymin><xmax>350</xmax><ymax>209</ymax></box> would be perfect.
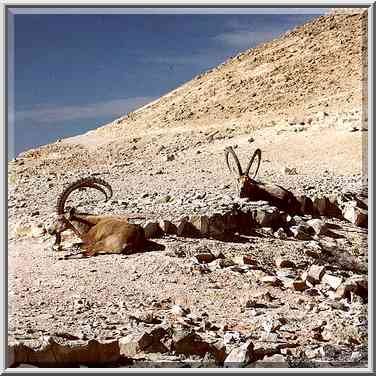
<box><xmin>7</xmin><ymin>10</ymin><xmax>368</xmax><ymax>369</ymax></box>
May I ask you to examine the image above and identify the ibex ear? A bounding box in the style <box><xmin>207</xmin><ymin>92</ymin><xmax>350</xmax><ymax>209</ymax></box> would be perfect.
<box><xmin>68</xmin><ymin>207</ymin><xmax>76</xmax><ymax>218</ymax></box>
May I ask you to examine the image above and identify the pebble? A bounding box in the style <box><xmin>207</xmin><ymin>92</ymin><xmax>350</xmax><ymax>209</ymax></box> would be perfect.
<box><xmin>274</xmin><ymin>258</ymin><xmax>295</xmax><ymax>268</ymax></box>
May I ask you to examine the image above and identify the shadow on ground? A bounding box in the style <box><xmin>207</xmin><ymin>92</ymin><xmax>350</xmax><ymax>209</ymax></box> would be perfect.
<box><xmin>59</xmin><ymin>239</ymin><xmax>166</xmax><ymax>260</ymax></box>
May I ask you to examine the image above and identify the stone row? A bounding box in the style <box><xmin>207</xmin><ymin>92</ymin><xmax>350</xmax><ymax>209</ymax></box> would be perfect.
<box><xmin>143</xmin><ymin>193</ymin><xmax>368</xmax><ymax>240</ymax></box>
<box><xmin>7</xmin><ymin>326</ymin><xmax>281</xmax><ymax>368</ymax></box>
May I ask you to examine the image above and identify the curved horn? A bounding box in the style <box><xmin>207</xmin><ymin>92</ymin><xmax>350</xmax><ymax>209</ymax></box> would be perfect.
<box><xmin>89</xmin><ymin>183</ymin><xmax>112</xmax><ymax>202</ymax></box>
<box><xmin>56</xmin><ymin>177</ymin><xmax>113</xmax><ymax>215</ymax></box>
<box><xmin>245</xmin><ymin>148</ymin><xmax>262</xmax><ymax>178</ymax></box>
<box><xmin>224</xmin><ymin>146</ymin><xmax>243</xmax><ymax>177</ymax></box>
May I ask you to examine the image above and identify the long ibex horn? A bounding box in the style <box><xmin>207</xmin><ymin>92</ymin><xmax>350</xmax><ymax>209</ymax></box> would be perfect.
<box><xmin>56</xmin><ymin>177</ymin><xmax>113</xmax><ymax>215</ymax></box>
<box><xmin>244</xmin><ymin>148</ymin><xmax>262</xmax><ymax>179</ymax></box>
<box><xmin>224</xmin><ymin>146</ymin><xmax>243</xmax><ymax>177</ymax></box>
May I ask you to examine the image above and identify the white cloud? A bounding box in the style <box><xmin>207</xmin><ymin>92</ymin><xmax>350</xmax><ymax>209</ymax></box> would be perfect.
<box><xmin>213</xmin><ymin>30</ymin><xmax>279</xmax><ymax>48</ymax></box>
<box><xmin>15</xmin><ymin>96</ymin><xmax>155</xmax><ymax>124</ymax></box>
<box><xmin>142</xmin><ymin>53</ymin><xmax>224</xmax><ymax>68</ymax></box>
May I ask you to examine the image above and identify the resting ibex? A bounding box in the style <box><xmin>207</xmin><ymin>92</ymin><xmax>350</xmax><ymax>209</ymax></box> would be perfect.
<box><xmin>224</xmin><ymin>146</ymin><xmax>301</xmax><ymax>214</ymax></box>
<box><xmin>47</xmin><ymin>177</ymin><xmax>146</xmax><ymax>257</ymax></box>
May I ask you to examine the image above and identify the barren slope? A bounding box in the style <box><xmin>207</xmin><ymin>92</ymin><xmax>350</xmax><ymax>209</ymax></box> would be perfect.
<box><xmin>13</xmin><ymin>11</ymin><xmax>367</xmax><ymax>176</ymax></box>
<box><xmin>8</xmin><ymin>10</ymin><xmax>368</xmax><ymax>369</ymax></box>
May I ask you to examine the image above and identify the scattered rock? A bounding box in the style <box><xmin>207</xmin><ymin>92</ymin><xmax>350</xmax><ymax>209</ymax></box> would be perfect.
<box><xmin>306</xmin><ymin>265</ymin><xmax>326</xmax><ymax>285</ymax></box>
<box><xmin>313</xmin><ymin>196</ymin><xmax>330</xmax><ymax>216</ymax></box>
<box><xmin>194</xmin><ymin>253</ymin><xmax>216</xmax><ymax>264</ymax></box>
<box><xmin>207</xmin><ymin>259</ymin><xmax>223</xmax><ymax>272</ymax></box>
<box><xmin>275</xmin><ymin>258</ymin><xmax>295</xmax><ymax>268</ymax></box>
<box><xmin>170</xmin><ymin>304</ymin><xmax>190</xmax><ymax>317</ymax></box>
<box><xmin>14</xmin><ymin>221</ymin><xmax>46</xmax><ymax>239</ymax></box>
<box><xmin>177</xmin><ymin>217</ymin><xmax>201</xmax><ymax>237</ymax></box>
<box><xmin>224</xmin><ymin>341</ymin><xmax>254</xmax><ymax>367</ymax></box>
<box><xmin>343</xmin><ymin>202</ymin><xmax>368</xmax><ymax>227</ymax></box>
<box><xmin>313</xmin><ymin>196</ymin><xmax>342</xmax><ymax>218</ymax></box>
<box><xmin>242</xmin><ymin>255</ymin><xmax>258</xmax><ymax>266</ymax></box>
<box><xmin>10</xmin><ymin>337</ymin><xmax>122</xmax><ymax>367</ymax></box>
<box><xmin>335</xmin><ymin>275</ymin><xmax>368</xmax><ymax>301</ymax></box>
<box><xmin>350</xmin><ymin>351</ymin><xmax>363</xmax><ymax>362</ymax></box>
<box><xmin>251</xmin><ymin>291</ymin><xmax>275</xmax><ymax>303</ymax></box>
<box><xmin>143</xmin><ymin>221</ymin><xmax>164</xmax><ymax>239</ymax></box>
<box><xmin>129</xmin><ymin>311</ymin><xmax>162</xmax><ymax>325</ymax></box>
<box><xmin>223</xmin><ymin>331</ymin><xmax>243</xmax><ymax>345</ymax></box>
<box><xmin>260</xmin><ymin>276</ymin><xmax>282</xmax><ymax>286</ymax></box>
<box><xmin>157</xmin><ymin>195</ymin><xmax>172</xmax><ymax>203</ymax></box>
<box><xmin>289</xmin><ymin>225</ymin><xmax>312</xmax><ymax>240</ymax></box>
<box><xmin>165</xmin><ymin>154</ymin><xmax>175</xmax><ymax>162</ymax></box>
<box><xmin>305</xmin><ymin>241</ymin><xmax>323</xmax><ymax>258</ymax></box>
<box><xmin>250</xmin><ymin>354</ymin><xmax>289</xmax><ymax>368</ymax></box>
<box><xmin>219</xmin><ymin>258</ymin><xmax>236</xmax><ymax>268</ymax></box>
<box><xmin>335</xmin><ymin>281</ymin><xmax>357</xmax><ymax>300</ymax></box>
<box><xmin>274</xmin><ymin>227</ymin><xmax>287</xmax><ymax>239</ymax></box>
<box><xmin>120</xmin><ymin>327</ymin><xmax>171</xmax><ymax>356</ymax></box>
<box><xmin>282</xmin><ymin>166</ymin><xmax>298</xmax><ymax>175</ymax></box>
<box><xmin>284</xmin><ymin>279</ymin><xmax>307</xmax><ymax>291</ymax></box>
<box><xmin>305</xmin><ymin>248</ymin><xmax>322</xmax><ymax>259</ymax></box>
<box><xmin>255</xmin><ymin>206</ymin><xmax>282</xmax><ymax>229</ymax></box>
<box><xmin>190</xmin><ymin>215</ymin><xmax>210</xmax><ymax>235</ymax></box>
<box><xmin>262</xmin><ymin>318</ymin><xmax>282</xmax><ymax>333</ymax></box>
<box><xmin>159</xmin><ymin>220</ymin><xmax>178</xmax><ymax>235</ymax></box>
<box><xmin>322</xmin><ymin>273</ymin><xmax>343</xmax><ymax>290</ymax></box>
<box><xmin>172</xmin><ymin>330</ymin><xmax>210</xmax><ymax>356</ymax></box>
<box><xmin>306</xmin><ymin>219</ymin><xmax>328</xmax><ymax>235</ymax></box>
<box><xmin>305</xmin><ymin>347</ymin><xmax>320</xmax><ymax>359</ymax></box>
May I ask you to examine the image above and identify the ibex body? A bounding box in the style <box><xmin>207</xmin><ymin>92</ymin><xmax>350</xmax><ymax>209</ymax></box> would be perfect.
<box><xmin>225</xmin><ymin>146</ymin><xmax>302</xmax><ymax>215</ymax></box>
<box><xmin>80</xmin><ymin>218</ymin><xmax>145</xmax><ymax>256</ymax></box>
<box><xmin>48</xmin><ymin>177</ymin><xmax>146</xmax><ymax>257</ymax></box>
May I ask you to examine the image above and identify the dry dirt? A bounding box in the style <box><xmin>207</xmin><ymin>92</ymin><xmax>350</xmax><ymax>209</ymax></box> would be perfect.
<box><xmin>7</xmin><ymin>10</ymin><xmax>368</xmax><ymax>368</ymax></box>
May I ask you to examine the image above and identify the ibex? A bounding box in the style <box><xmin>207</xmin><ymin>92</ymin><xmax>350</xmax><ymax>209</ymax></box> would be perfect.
<box><xmin>224</xmin><ymin>146</ymin><xmax>302</xmax><ymax>214</ymax></box>
<box><xmin>47</xmin><ymin>177</ymin><xmax>146</xmax><ymax>257</ymax></box>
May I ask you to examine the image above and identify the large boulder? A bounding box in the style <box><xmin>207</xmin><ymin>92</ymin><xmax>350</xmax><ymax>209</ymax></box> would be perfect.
<box><xmin>224</xmin><ymin>341</ymin><xmax>255</xmax><ymax>367</ymax></box>
<box><xmin>172</xmin><ymin>329</ymin><xmax>211</xmax><ymax>357</ymax></box>
<box><xmin>254</xmin><ymin>206</ymin><xmax>283</xmax><ymax>229</ymax></box>
<box><xmin>191</xmin><ymin>212</ymin><xmax>239</xmax><ymax>240</ymax></box>
<box><xmin>143</xmin><ymin>221</ymin><xmax>164</xmax><ymax>239</ymax></box>
<box><xmin>10</xmin><ymin>337</ymin><xmax>123</xmax><ymax>367</ymax></box>
<box><xmin>177</xmin><ymin>217</ymin><xmax>201</xmax><ymax>237</ymax></box>
<box><xmin>306</xmin><ymin>219</ymin><xmax>328</xmax><ymax>235</ymax></box>
<box><xmin>159</xmin><ymin>220</ymin><xmax>178</xmax><ymax>235</ymax></box>
<box><xmin>342</xmin><ymin>201</ymin><xmax>368</xmax><ymax>228</ymax></box>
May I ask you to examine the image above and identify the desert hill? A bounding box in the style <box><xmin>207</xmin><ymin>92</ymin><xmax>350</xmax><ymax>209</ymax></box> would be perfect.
<box><xmin>14</xmin><ymin>10</ymin><xmax>367</xmax><ymax>175</ymax></box>
<box><xmin>8</xmin><ymin>10</ymin><xmax>369</xmax><ymax>368</ymax></box>
<box><xmin>96</xmin><ymin>10</ymin><xmax>366</xmax><ymax>133</ymax></box>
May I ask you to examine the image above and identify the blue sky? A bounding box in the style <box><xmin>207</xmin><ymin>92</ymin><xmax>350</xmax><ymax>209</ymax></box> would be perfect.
<box><xmin>8</xmin><ymin>9</ymin><xmax>326</xmax><ymax>159</ymax></box>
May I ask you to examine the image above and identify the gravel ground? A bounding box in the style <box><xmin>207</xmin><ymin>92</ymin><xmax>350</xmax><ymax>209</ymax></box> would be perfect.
<box><xmin>7</xmin><ymin>11</ymin><xmax>368</xmax><ymax>368</ymax></box>
<box><xmin>7</xmin><ymin>120</ymin><xmax>368</xmax><ymax>368</ymax></box>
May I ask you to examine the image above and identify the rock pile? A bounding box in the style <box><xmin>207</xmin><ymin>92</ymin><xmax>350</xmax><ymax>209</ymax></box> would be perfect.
<box><xmin>140</xmin><ymin>191</ymin><xmax>367</xmax><ymax>244</ymax></box>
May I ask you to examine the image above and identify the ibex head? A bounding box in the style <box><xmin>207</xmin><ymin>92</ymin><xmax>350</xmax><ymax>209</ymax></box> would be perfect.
<box><xmin>224</xmin><ymin>146</ymin><xmax>262</xmax><ymax>198</ymax></box>
<box><xmin>47</xmin><ymin>177</ymin><xmax>113</xmax><ymax>245</ymax></box>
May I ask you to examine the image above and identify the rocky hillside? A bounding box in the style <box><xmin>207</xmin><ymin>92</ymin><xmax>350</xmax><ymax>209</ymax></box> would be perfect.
<box><xmin>95</xmin><ymin>10</ymin><xmax>366</xmax><ymax>135</ymax></box>
<box><xmin>8</xmin><ymin>10</ymin><xmax>368</xmax><ymax>369</ymax></box>
<box><xmin>13</xmin><ymin>10</ymin><xmax>367</xmax><ymax>175</ymax></box>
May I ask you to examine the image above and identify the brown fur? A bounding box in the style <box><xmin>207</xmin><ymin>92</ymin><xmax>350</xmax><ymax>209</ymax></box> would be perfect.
<box><xmin>78</xmin><ymin>218</ymin><xmax>146</xmax><ymax>257</ymax></box>
<box><xmin>225</xmin><ymin>147</ymin><xmax>301</xmax><ymax>215</ymax></box>
<box><xmin>238</xmin><ymin>176</ymin><xmax>302</xmax><ymax>214</ymax></box>
<box><xmin>48</xmin><ymin>177</ymin><xmax>147</xmax><ymax>256</ymax></box>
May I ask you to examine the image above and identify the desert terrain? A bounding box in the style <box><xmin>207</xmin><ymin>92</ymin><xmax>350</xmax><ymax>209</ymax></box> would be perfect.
<box><xmin>7</xmin><ymin>10</ymin><xmax>368</xmax><ymax>368</ymax></box>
